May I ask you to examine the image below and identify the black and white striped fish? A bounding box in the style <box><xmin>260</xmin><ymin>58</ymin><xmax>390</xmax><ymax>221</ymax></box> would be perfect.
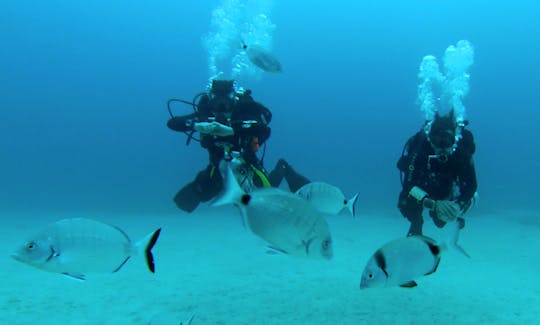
<box><xmin>360</xmin><ymin>235</ymin><xmax>443</xmax><ymax>289</ymax></box>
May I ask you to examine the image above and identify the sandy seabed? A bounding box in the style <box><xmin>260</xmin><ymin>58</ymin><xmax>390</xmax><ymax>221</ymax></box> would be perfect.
<box><xmin>1</xmin><ymin>206</ymin><xmax>538</xmax><ymax>325</ymax></box>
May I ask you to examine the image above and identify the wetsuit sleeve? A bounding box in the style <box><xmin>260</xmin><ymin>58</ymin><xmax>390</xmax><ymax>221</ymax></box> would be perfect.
<box><xmin>167</xmin><ymin>94</ymin><xmax>211</xmax><ymax>132</ymax></box>
<box><xmin>166</xmin><ymin>113</ymin><xmax>198</xmax><ymax>132</ymax></box>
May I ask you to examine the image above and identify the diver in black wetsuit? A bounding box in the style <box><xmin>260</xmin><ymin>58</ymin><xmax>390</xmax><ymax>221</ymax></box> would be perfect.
<box><xmin>397</xmin><ymin>109</ymin><xmax>478</xmax><ymax>236</ymax></box>
<box><xmin>167</xmin><ymin>79</ymin><xmax>309</xmax><ymax>213</ymax></box>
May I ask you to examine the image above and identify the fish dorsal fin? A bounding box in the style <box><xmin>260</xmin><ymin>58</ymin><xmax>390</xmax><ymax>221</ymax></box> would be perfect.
<box><xmin>374</xmin><ymin>250</ymin><xmax>389</xmax><ymax>277</ymax></box>
<box><xmin>400</xmin><ymin>281</ymin><xmax>418</xmax><ymax>288</ymax></box>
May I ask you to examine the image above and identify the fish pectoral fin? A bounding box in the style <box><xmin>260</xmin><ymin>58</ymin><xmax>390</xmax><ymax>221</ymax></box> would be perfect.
<box><xmin>266</xmin><ymin>245</ymin><xmax>288</xmax><ymax>255</ymax></box>
<box><xmin>399</xmin><ymin>281</ymin><xmax>418</xmax><ymax>288</ymax></box>
<box><xmin>302</xmin><ymin>238</ymin><xmax>315</xmax><ymax>255</ymax></box>
<box><xmin>62</xmin><ymin>272</ymin><xmax>86</xmax><ymax>281</ymax></box>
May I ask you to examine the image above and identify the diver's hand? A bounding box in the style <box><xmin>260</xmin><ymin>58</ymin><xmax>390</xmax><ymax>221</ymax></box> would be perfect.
<box><xmin>434</xmin><ymin>200</ymin><xmax>461</xmax><ymax>222</ymax></box>
<box><xmin>194</xmin><ymin>121</ymin><xmax>234</xmax><ymax>137</ymax></box>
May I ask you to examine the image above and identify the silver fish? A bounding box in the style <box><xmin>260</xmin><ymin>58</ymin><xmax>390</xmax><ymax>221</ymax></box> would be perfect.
<box><xmin>214</xmin><ymin>167</ymin><xmax>333</xmax><ymax>259</ymax></box>
<box><xmin>11</xmin><ymin>218</ymin><xmax>161</xmax><ymax>280</ymax></box>
<box><xmin>296</xmin><ymin>182</ymin><xmax>359</xmax><ymax>217</ymax></box>
<box><xmin>360</xmin><ymin>235</ymin><xmax>442</xmax><ymax>289</ymax></box>
<box><xmin>244</xmin><ymin>43</ymin><xmax>282</xmax><ymax>73</ymax></box>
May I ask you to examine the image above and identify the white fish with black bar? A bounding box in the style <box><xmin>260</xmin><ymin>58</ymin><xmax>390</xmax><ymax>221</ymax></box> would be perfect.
<box><xmin>243</xmin><ymin>43</ymin><xmax>282</xmax><ymax>73</ymax></box>
<box><xmin>360</xmin><ymin>235</ymin><xmax>443</xmax><ymax>289</ymax></box>
<box><xmin>295</xmin><ymin>182</ymin><xmax>359</xmax><ymax>217</ymax></box>
<box><xmin>11</xmin><ymin>218</ymin><xmax>161</xmax><ymax>280</ymax></box>
<box><xmin>214</xmin><ymin>167</ymin><xmax>333</xmax><ymax>259</ymax></box>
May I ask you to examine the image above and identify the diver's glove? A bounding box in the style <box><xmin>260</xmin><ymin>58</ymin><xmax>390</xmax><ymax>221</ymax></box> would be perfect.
<box><xmin>425</xmin><ymin>199</ymin><xmax>461</xmax><ymax>222</ymax></box>
<box><xmin>194</xmin><ymin>121</ymin><xmax>234</xmax><ymax>137</ymax></box>
<box><xmin>409</xmin><ymin>186</ymin><xmax>461</xmax><ymax>222</ymax></box>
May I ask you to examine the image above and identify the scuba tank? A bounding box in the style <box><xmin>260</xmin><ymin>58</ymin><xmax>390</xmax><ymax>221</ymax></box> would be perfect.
<box><xmin>219</xmin><ymin>151</ymin><xmax>257</xmax><ymax>193</ymax></box>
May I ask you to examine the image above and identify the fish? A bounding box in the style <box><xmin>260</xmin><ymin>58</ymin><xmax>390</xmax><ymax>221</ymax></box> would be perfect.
<box><xmin>243</xmin><ymin>43</ymin><xmax>282</xmax><ymax>73</ymax></box>
<box><xmin>295</xmin><ymin>182</ymin><xmax>359</xmax><ymax>217</ymax></box>
<box><xmin>11</xmin><ymin>217</ymin><xmax>161</xmax><ymax>280</ymax></box>
<box><xmin>214</xmin><ymin>167</ymin><xmax>333</xmax><ymax>259</ymax></box>
<box><xmin>360</xmin><ymin>235</ymin><xmax>443</xmax><ymax>289</ymax></box>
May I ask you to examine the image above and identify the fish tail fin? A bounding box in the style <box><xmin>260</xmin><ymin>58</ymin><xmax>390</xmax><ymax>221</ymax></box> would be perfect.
<box><xmin>135</xmin><ymin>228</ymin><xmax>162</xmax><ymax>273</ymax></box>
<box><xmin>434</xmin><ymin>220</ymin><xmax>470</xmax><ymax>258</ymax></box>
<box><xmin>449</xmin><ymin>218</ymin><xmax>471</xmax><ymax>258</ymax></box>
<box><xmin>451</xmin><ymin>242</ymin><xmax>471</xmax><ymax>258</ymax></box>
<box><xmin>347</xmin><ymin>193</ymin><xmax>359</xmax><ymax>217</ymax></box>
<box><xmin>212</xmin><ymin>166</ymin><xmax>245</xmax><ymax>207</ymax></box>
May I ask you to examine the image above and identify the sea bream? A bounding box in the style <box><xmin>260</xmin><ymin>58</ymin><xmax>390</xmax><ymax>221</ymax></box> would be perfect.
<box><xmin>296</xmin><ymin>182</ymin><xmax>359</xmax><ymax>217</ymax></box>
<box><xmin>11</xmin><ymin>218</ymin><xmax>161</xmax><ymax>280</ymax></box>
<box><xmin>243</xmin><ymin>43</ymin><xmax>282</xmax><ymax>73</ymax></box>
<box><xmin>214</xmin><ymin>167</ymin><xmax>333</xmax><ymax>259</ymax></box>
<box><xmin>360</xmin><ymin>235</ymin><xmax>443</xmax><ymax>289</ymax></box>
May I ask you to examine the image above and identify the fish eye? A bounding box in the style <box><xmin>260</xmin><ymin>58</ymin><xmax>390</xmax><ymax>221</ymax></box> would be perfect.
<box><xmin>368</xmin><ymin>273</ymin><xmax>374</xmax><ymax>279</ymax></box>
<box><xmin>26</xmin><ymin>242</ymin><xmax>37</xmax><ymax>250</ymax></box>
<box><xmin>322</xmin><ymin>239</ymin><xmax>330</xmax><ymax>249</ymax></box>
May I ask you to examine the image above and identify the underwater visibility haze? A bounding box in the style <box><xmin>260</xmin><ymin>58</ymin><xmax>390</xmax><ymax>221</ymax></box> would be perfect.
<box><xmin>1</xmin><ymin>0</ymin><xmax>539</xmax><ymax>324</ymax></box>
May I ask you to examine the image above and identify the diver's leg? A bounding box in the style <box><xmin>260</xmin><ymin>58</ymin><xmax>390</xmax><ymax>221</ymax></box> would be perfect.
<box><xmin>173</xmin><ymin>165</ymin><xmax>223</xmax><ymax>213</ymax></box>
<box><xmin>269</xmin><ymin>158</ymin><xmax>310</xmax><ymax>192</ymax></box>
<box><xmin>268</xmin><ymin>159</ymin><xmax>288</xmax><ymax>187</ymax></box>
<box><xmin>398</xmin><ymin>191</ymin><xmax>424</xmax><ymax>236</ymax></box>
<box><xmin>173</xmin><ymin>180</ymin><xmax>202</xmax><ymax>213</ymax></box>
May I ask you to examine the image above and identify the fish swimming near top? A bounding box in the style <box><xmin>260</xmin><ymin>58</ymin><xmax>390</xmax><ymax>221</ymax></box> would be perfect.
<box><xmin>360</xmin><ymin>235</ymin><xmax>443</xmax><ymax>289</ymax></box>
<box><xmin>214</xmin><ymin>167</ymin><xmax>333</xmax><ymax>259</ymax></box>
<box><xmin>243</xmin><ymin>43</ymin><xmax>282</xmax><ymax>73</ymax></box>
<box><xmin>295</xmin><ymin>182</ymin><xmax>359</xmax><ymax>217</ymax></box>
<box><xmin>11</xmin><ymin>217</ymin><xmax>161</xmax><ymax>280</ymax></box>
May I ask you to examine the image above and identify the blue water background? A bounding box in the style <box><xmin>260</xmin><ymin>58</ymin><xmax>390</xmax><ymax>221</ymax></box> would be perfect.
<box><xmin>1</xmin><ymin>0</ymin><xmax>539</xmax><ymax>218</ymax></box>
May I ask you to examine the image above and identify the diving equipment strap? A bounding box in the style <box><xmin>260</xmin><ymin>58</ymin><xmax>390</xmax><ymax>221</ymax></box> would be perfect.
<box><xmin>251</xmin><ymin>165</ymin><xmax>272</xmax><ymax>188</ymax></box>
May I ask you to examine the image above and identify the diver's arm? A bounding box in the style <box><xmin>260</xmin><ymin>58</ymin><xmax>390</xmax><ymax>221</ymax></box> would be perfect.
<box><xmin>167</xmin><ymin>113</ymin><xmax>199</xmax><ymax>132</ymax></box>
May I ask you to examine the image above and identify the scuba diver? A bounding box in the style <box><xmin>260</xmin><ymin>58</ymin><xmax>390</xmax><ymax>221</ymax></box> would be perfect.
<box><xmin>397</xmin><ymin>109</ymin><xmax>478</xmax><ymax>236</ymax></box>
<box><xmin>167</xmin><ymin>79</ymin><xmax>309</xmax><ymax>213</ymax></box>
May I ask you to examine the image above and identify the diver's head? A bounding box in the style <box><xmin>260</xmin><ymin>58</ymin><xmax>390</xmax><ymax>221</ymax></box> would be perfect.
<box><xmin>208</xmin><ymin>79</ymin><xmax>236</xmax><ymax>112</ymax></box>
<box><xmin>427</xmin><ymin>110</ymin><xmax>458</xmax><ymax>155</ymax></box>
